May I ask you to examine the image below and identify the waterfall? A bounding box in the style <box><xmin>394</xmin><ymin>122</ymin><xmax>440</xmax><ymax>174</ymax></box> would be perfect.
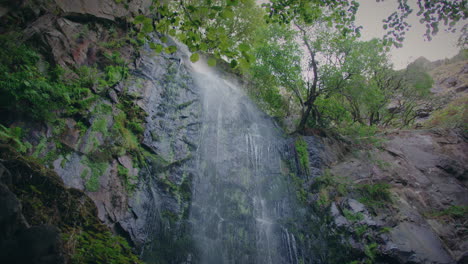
<box><xmin>188</xmin><ymin>59</ymin><xmax>301</xmax><ymax>264</ymax></box>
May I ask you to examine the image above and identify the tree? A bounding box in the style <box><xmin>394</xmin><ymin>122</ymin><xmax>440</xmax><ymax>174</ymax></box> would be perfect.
<box><xmin>133</xmin><ymin>0</ymin><xmax>263</xmax><ymax>68</ymax></box>
<box><xmin>382</xmin><ymin>0</ymin><xmax>468</xmax><ymax>47</ymax></box>
<box><xmin>263</xmin><ymin>0</ymin><xmax>467</xmax><ymax>47</ymax></box>
<box><xmin>248</xmin><ymin>23</ymin><xmax>303</xmax><ymax>117</ymax></box>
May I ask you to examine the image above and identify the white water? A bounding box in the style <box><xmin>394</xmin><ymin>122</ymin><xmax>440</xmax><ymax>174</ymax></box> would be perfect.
<box><xmin>188</xmin><ymin>59</ymin><xmax>301</xmax><ymax>264</ymax></box>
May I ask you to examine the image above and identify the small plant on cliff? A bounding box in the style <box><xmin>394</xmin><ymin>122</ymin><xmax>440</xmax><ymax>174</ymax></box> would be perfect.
<box><xmin>426</xmin><ymin>205</ymin><xmax>468</xmax><ymax>220</ymax></box>
<box><xmin>0</xmin><ymin>35</ymin><xmax>74</xmax><ymax>120</ymax></box>
<box><xmin>356</xmin><ymin>182</ymin><xmax>392</xmax><ymax>211</ymax></box>
<box><xmin>311</xmin><ymin>170</ymin><xmax>350</xmax><ymax>208</ymax></box>
<box><xmin>66</xmin><ymin>230</ymin><xmax>141</xmax><ymax>264</ymax></box>
<box><xmin>424</xmin><ymin>95</ymin><xmax>468</xmax><ymax>130</ymax></box>
<box><xmin>295</xmin><ymin>137</ymin><xmax>310</xmax><ymax>174</ymax></box>
<box><xmin>0</xmin><ymin>125</ymin><xmax>31</xmax><ymax>153</ymax></box>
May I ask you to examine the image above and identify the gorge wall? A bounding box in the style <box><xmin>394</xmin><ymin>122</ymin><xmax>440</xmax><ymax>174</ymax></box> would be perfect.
<box><xmin>0</xmin><ymin>1</ymin><xmax>467</xmax><ymax>264</ymax></box>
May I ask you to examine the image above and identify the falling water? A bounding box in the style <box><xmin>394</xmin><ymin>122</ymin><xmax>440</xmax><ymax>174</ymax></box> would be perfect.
<box><xmin>188</xmin><ymin>60</ymin><xmax>301</xmax><ymax>264</ymax></box>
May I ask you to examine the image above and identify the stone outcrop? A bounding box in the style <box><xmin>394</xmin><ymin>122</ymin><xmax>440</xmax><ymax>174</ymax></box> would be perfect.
<box><xmin>0</xmin><ymin>145</ymin><xmax>134</xmax><ymax>263</ymax></box>
<box><xmin>1</xmin><ymin>0</ymin><xmax>200</xmax><ymax>260</ymax></box>
<box><xmin>306</xmin><ymin>129</ymin><xmax>468</xmax><ymax>263</ymax></box>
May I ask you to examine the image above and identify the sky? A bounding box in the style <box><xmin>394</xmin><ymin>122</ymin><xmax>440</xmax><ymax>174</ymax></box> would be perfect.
<box><xmin>256</xmin><ymin>0</ymin><xmax>465</xmax><ymax>69</ymax></box>
<box><xmin>355</xmin><ymin>0</ymin><xmax>464</xmax><ymax>69</ymax></box>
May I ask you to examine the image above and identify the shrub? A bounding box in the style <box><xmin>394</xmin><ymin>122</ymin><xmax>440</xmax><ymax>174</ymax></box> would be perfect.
<box><xmin>0</xmin><ymin>35</ymin><xmax>73</xmax><ymax>120</ymax></box>
<box><xmin>424</xmin><ymin>95</ymin><xmax>468</xmax><ymax>130</ymax></box>
<box><xmin>295</xmin><ymin>137</ymin><xmax>310</xmax><ymax>174</ymax></box>
<box><xmin>427</xmin><ymin>205</ymin><xmax>468</xmax><ymax>220</ymax></box>
<box><xmin>66</xmin><ymin>230</ymin><xmax>141</xmax><ymax>264</ymax></box>
<box><xmin>0</xmin><ymin>125</ymin><xmax>31</xmax><ymax>153</ymax></box>
<box><xmin>357</xmin><ymin>183</ymin><xmax>392</xmax><ymax>210</ymax></box>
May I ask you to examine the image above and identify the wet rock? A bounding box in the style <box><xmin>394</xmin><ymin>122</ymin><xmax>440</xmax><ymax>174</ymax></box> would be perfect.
<box><xmin>59</xmin><ymin>118</ymin><xmax>80</xmax><ymax>150</ymax></box>
<box><xmin>1</xmin><ymin>224</ymin><xmax>63</xmax><ymax>264</ymax></box>
<box><xmin>330</xmin><ymin>202</ymin><xmax>349</xmax><ymax>227</ymax></box>
<box><xmin>323</xmin><ymin>130</ymin><xmax>468</xmax><ymax>261</ymax></box>
<box><xmin>108</xmin><ymin>89</ymin><xmax>119</xmax><ymax>104</ymax></box>
<box><xmin>458</xmin><ymin>252</ymin><xmax>468</xmax><ymax>264</ymax></box>
<box><xmin>387</xmin><ymin>222</ymin><xmax>454</xmax><ymax>264</ymax></box>
<box><xmin>118</xmin><ymin>155</ymin><xmax>133</xmax><ymax>169</ymax></box>
<box><xmin>455</xmin><ymin>85</ymin><xmax>468</xmax><ymax>93</ymax></box>
<box><xmin>0</xmin><ymin>183</ymin><xmax>27</xmax><ymax>237</ymax></box>
<box><xmin>437</xmin><ymin>158</ymin><xmax>467</xmax><ymax>180</ymax></box>
<box><xmin>54</xmin><ymin>0</ymin><xmax>152</xmax><ymax>21</ymax></box>
<box><xmin>86</xmin><ymin>160</ymin><xmax>128</xmax><ymax>226</ymax></box>
<box><xmin>53</xmin><ymin>153</ymin><xmax>86</xmax><ymax>190</ymax></box>
<box><xmin>443</xmin><ymin>77</ymin><xmax>459</xmax><ymax>87</ymax></box>
<box><xmin>16</xmin><ymin>225</ymin><xmax>63</xmax><ymax>264</ymax></box>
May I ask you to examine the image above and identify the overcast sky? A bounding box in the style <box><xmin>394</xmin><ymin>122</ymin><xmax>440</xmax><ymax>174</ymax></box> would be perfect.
<box><xmin>355</xmin><ymin>0</ymin><xmax>464</xmax><ymax>69</ymax></box>
<box><xmin>256</xmin><ymin>0</ymin><xmax>464</xmax><ymax>69</ymax></box>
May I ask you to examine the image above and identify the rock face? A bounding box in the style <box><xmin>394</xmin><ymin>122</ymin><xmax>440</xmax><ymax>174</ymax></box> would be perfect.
<box><xmin>54</xmin><ymin>0</ymin><xmax>152</xmax><ymax>21</ymax></box>
<box><xmin>1</xmin><ymin>0</ymin><xmax>201</xmax><ymax>260</ymax></box>
<box><xmin>430</xmin><ymin>59</ymin><xmax>468</xmax><ymax>96</ymax></box>
<box><xmin>2</xmin><ymin>1</ymin><xmax>467</xmax><ymax>263</ymax></box>
<box><xmin>117</xmin><ymin>40</ymin><xmax>201</xmax><ymax>257</ymax></box>
<box><xmin>308</xmin><ymin>129</ymin><xmax>468</xmax><ymax>263</ymax></box>
<box><xmin>0</xmin><ymin>145</ymin><xmax>135</xmax><ymax>263</ymax></box>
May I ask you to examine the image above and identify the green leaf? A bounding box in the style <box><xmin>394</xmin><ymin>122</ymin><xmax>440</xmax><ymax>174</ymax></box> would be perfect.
<box><xmin>142</xmin><ymin>22</ymin><xmax>154</xmax><ymax>33</ymax></box>
<box><xmin>199</xmin><ymin>43</ymin><xmax>208</xmax><ymax>52</ymax></box>
<box><xmin>133</xmin><ymin>15</ymin><xmax>146</xmax><ymax>24</ymax></box>
<box><xmin>238</xmin><ymin>43</ymin><xmax>250</xmax><ymax>52</ymax></box>
<box><xmin>190</xmin><ymin>53</ymin><xmax>200</xmax><ymax>63</ymax></box>
<box><xmin>165</xmin><ymin>45</ymin><xmax>177</xmax><ymax>54</ymax></box>
<box><xmin>207</xmin><ymin>58</ymin><xmax>216</xmax><ymax>67</ymax></box>
<box><xmin>150</xmin><ymin>43</ymin><xmax>164</xmax><ymax>53</ymax></box>
<box><xmin>230</xmin><ymin>59</ymin><xmax>238</xmax><ymax>68</ymax></box>
<box><xmin>222</xmin><ymin>9</ymin><xmax>235</xmax><ymax>19</ymax></box>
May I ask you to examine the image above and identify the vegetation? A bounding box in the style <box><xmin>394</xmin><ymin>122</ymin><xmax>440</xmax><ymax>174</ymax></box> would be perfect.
<box><xmin>310</xmin><ymin>170</ymin><xmax>350</xmax><ymax>208</ymax></box>
<box><xmin>426</xmin><ymin>205</ymin><xmax>468</xmax><ymax>220</ymax></box>
<box><xmin>357</xmin><ymin>183</ymin><xmax>392</xmax><ymax>212</ymax></box>
<box><xmin>66</xmin><ymin>230</ymin><xmax>141</xmax><ymax>264</ymax></box>
<box><xmin>424</xmin><ymin>95</ymin><xmax>468</xmax><ymax>130</ymax></box>
<box><xmin>1</xmin><ymin>1</ymin><xmax>466</xmax><ymax>263</ymax></box>
<box><xmin>0</xmin><ymin>35</ymin><xmax>78</xmax><ymax>121</ymax></box>
<box><xmin>295</xmin><ymin>137</ymin><xmax>310</xmax><ymax>174</ymax></box>
<box><xmin>0</xmin><ymin>145</ymin><xmax>141</xmax><ymax>264</ymax></box>
<box><xmin>0</xmin><ymin>125</ymin><xmax>31</xmax><ymax>153</ymax></box>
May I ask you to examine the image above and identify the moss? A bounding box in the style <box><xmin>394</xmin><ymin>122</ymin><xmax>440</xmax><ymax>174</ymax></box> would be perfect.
<box><xmin>354</xmin><ymin>225</ymin><xmax>368</xmax><ymax>238</ymax></box>
<box><xmin>117</xmin><ymin>164</ymin><xmax>137</xmax><ymax>192</ymax></box>
<box><xmin>295</xmin><ymin>136</ymin><xmax>310</xmax><ymax>174</ymax></box>
<box><xmin>342</xmin><ymin>209</ymin><xmax>364</xmax><ymax>222</ymax></box>
<box><xmin>0</xmin><ymin>145</ymin><xmax>141</xmax><ymax>263</ymax></box>
<box><xmin>91</xmin><ymin>117</ymin><xmax>108</xmax><ymax>135</ymax></box>
<box><xmin>158</xmin><ymin>176</ymin><xmax>179</xmax><ymax>196</ymax></box>
<box><xmin>426</xmin><ymin>205</ymin><xmax>468</xmax><ymax>220</ymax></box>
<box><xmin>128</xmin><ymin>121</ymin><xmax>145</xmax><ymax>134</ymax></box>
<box><xmin>424</xmin><ymin>95</ymin><xmax>468</xmax><ymax>130</ymax></box>
<box><xmin>363</xmin><ymin>242</ymin><xmax>378</xmax><ymax>263</ymax></box>
<box><xmin>379</xmin><ymin>226</ymin><xmax>392</xmax><ymax>233</ymax></box>
<box><xmin>64</xmin><ymin>230</ymin><xmax>140</xmax><ymax>264</ymax></box>
<box><xmin>82</xmin><ymin>158</ymin><xmax>108</xmax><ymax>192</ymax></box>
<box><xmin>80</xmin><ymin>169</ymin><xmax>90</xmax><ymax>180</ymax></box>
<box><xmin>32</xmin><ymin>137</ymin><xmax>48</xmax><ymax>158</ymax></box>
<box><xmin>113</xmin><ymin>112</ymin><xmax>140</xmax><ymax>151</ymax></box>
<box><xmin>75</xmin><ymin>121</ymin><xmax>88</xmax><ymax>137</ymax></box>
<box><xmin>356</xmin><ymin>183</ymin><xmax>392</xmax><ymax>211</ymax></box>
<box><xmin>0</xmin><ymin>125</ymin><xmax>31</xmax><ymax>154</ymax></box>
<box><xmin>310</xmin><ymin>170</ymin><xmax>351</xmax><ymax>208</ymax></box>
<box><xmin>289</xmin><ymin>172</ymin><xmax>308</xmax><ymax>203</ymax></box>
<box><xmin>176</xmin><ymin>100</ymin><xmax>196</xmax><ymax>110</ymax></box>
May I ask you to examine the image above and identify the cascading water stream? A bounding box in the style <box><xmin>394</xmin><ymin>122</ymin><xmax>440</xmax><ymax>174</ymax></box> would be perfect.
<box><xmin>188</xmin><ymin>60</ymin><xmax>301</xmax><ymax>264</ymax></box>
